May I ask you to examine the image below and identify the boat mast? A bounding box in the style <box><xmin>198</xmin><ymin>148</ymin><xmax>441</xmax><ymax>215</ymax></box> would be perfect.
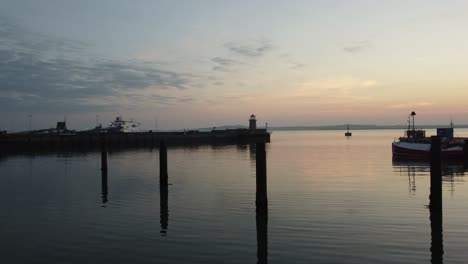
<box><xmin>407</xmin><ymin>115</ymin><xmax>411</xmax><ymax>132</ymax></box>
<box><xmin>411</xmin><ymin>111</ymin><xmax>416</xmax><ymax>131</ymax></box>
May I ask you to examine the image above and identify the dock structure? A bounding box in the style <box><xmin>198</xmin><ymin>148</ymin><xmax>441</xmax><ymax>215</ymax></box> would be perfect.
<box><xmin>0</xmin><ymin>114</ymin><xmax>271</xmax><ymax>151</ymax></box>
<box><xmin>0</xmin><ymin>129</ymin><xmax>270</xmax><ymax>151</ymax></box>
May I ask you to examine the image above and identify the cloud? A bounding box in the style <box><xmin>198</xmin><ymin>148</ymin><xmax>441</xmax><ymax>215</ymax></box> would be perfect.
<box><xmin>225</xmin><ymin>40</ymin><xmax>272</xmax><ymax>58</ymax></box>
<box><xmin>296</xmin><ymin>77</ymin><xmax>378</xmax><ymax>96</ymax></box>
<box><xmin>290</xmin><ymin>62</ymin><xmax>305</xmax><ymax>70</ymax></box>
<box><xmin>387</xmin><ymin>102</ymin><xmax>434</xmax><ymax>109</ymax></box>
<box><xmin>211</xmin><ymin>57</ymin><xmax>242</xmax><ymax>72</ymax></box>
<box><xmin>343</xmin><ymin>41</ymin><xmax>371</xmax><ymax>54</ymax></box>
<box><xmin>0</xmin><ymin>17</ymin><xmax>194</xmax><ymax>113</ymax></box>
<box><xmin>210</xmin><ymin>40</ymin><xmax>273</xmax><ymax>72</ymax></box>
<box><xmin>248</xmin><ymin>76</ymin><xmax>378</xmax><ymax>112</ymax></box>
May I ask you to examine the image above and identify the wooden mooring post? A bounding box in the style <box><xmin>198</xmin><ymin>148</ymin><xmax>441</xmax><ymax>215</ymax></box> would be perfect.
<box><xmin>430</xmin><ymin>136</ymin><xmax>442</xmax><ymax>208</ymax></box>
<box><xmin>463</xmin><ymin>139</ymin><xmax>468</xmax><ymax>168</ymax></box>
<box><xmin>255</xmin><ymin>141</ymin><xmax>268</xmax><ymax>264</ymax></box>
<box><xmin>160</xmin><ymin>139</ymin><xmax>168</xmax><ymax>186</ymax></box>
<box><xmin>429</xmin><ymin>135</ymin><xmax>443</xmax><ymax>263</ymax></box>
<box><xmin>256</xmin><ymin>142</ymin><xmax>267</xmax><ymax>208</ymax></box>
<box><xmin>100</xmin><ymin>134</ymin><xmax>108</xmax><ymax>171</ymax></box>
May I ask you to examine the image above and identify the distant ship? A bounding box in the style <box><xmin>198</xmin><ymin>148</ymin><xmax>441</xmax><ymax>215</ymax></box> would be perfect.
<box><xmin>106</xmin><ymin>116</ymin><xmax>141</xmax><ymax>133</ymax></box>
<box><xmin>345</xmin><ymin>124</ymin><xmax>352</xmax><ymax>137</ymax></box>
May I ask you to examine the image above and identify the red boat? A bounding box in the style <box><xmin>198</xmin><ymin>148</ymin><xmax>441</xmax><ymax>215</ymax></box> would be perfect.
<box><xmin>392</xmin><ymin>141</ymin><xmax>463</xmax><ymax>159</ymax></box>
<box><xmin>392</xmin><ymin>112</ymin><xmax>466</xmax><ymax>160</ymax></box>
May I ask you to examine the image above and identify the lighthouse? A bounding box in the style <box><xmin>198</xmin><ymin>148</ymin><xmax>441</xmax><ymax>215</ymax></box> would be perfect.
<box><xmin>249</xmin><ymin>114</ymin><xmax>257</xmax><ymax>130</ymax></box>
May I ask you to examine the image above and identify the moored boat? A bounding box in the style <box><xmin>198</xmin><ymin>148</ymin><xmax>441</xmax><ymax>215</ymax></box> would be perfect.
<box><xmin>345</xmin><ymin>124</ymin><xmax>352</xmax><ymax>137</ymax></box>
<box><xmin>392</xmin><ymin>112</ymin><xmax>465</xmax><ymax>159</ymax></box>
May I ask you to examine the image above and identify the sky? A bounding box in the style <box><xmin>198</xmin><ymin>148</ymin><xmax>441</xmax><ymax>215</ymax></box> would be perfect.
<box><xmin>1</xmin><ymin>0</ymin><xmax>468</xmax><ymax>131</ymax></box>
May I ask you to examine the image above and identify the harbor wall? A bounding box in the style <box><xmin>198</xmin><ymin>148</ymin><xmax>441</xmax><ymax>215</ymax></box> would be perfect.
<box><xmin>0</xmin><ymin>130</ymin><xmax>270</xmax><ymax>151</ymax></box>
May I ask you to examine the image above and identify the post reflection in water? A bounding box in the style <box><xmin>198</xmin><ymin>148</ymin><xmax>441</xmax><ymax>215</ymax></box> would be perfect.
<box><xmin>249</xmin><ymin>143</ymin><xmax>256</xmax><ymax>163</ymax></box>
<box><xmin>256</xmin><ymin>199</ymin><xmax>268</xmax><ymax>264</ymax></box>
<box><xmin>160</xmin><ymin>184</ymin><xmax>168</xmax><ymax>235</ymax></box>
<box><xmin>100</xmin><ymin>147</ymin><xmax>109</xmax><ymax>206</ymax></box>
<box><xmin>392</xmin><ymin>158</ymin><xmax>466</xmax><ymax>194</ymax></box>
<box><xmin>430</xmin><ymin>197</ymin><xmax>443</xmax><ymax>264</ymax></box>
<box><xmin>255</xmin><ymin>142</ymin><xmax>268</xmax><ymax>264</ymax></box>
<box><xmin>101</xmin><ymin>169</ymin><xmax>108</xmax><ymax>205</ymax></box>
<box><xmin>393</xmin><ymin>156</ymin><xmax>447</xmax><ymax>263</ymax></box>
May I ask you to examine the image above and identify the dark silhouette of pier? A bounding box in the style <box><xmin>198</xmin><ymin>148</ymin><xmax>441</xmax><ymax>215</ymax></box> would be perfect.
<box><xmin>0</xmin><ymin>130</ymin><xmax>270</xmax><ymax>153</ymax></box>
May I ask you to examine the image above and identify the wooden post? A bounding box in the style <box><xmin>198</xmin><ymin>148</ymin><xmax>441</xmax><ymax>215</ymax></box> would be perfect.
<box><xmin>429</xmin><ymin>136</ymin><xmax>443</xmax><ymax>263</ymax></box>
<box><xmin>430</xmin><ymin>136</ymin><xmax>442</xmax><ymax>208</ymax></box>
<box><xmin>100</xmin><ymin>134</ymin><xmax>108</xmax><ymax>171</ymax></box>
<box><xmin>463</xmin><ymin>139</ymin><xmax>468</xmax><ymax>168</ymax></box>
<box><xmin>256</xmin><ymin>142</ymin><xmax>267</xmax><ymax>208</ymax></box>
<box><xmin>160</xmin><ymin>139</ymin><xmax>168</xmax><ymax>186</ymax></box>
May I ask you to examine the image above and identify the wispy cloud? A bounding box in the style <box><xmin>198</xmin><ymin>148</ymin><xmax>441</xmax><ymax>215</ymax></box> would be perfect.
<box><xmin>225</xmin><ymin>40</ymin><xmax>272</xmax><ymax>58</ymax></box>
<box><xmin>295</xmin><ymin>77</ymin><xmax>378</xmax><ymax>96</ymax></box>
<box><xmin>387</xmin><ymin>102</ymin><xmax>434</xmax><ymax>109</ymax></box>
<box><xmin>0</xmin><ymin>17</ymin><xmax>195</xmax><ymax>113</ymax></box>
<box><xmin>290</xmin><ymin>62</ymin><xmax>305</xmax><ymax>70</ymax></box>
<box><xmin>343</xmin><ymin>41</ymin><xmax>371</xmax><ymax>54</ymax></box>
<box><xmin>211</xmin><ymin>57</ymin><xmax>243</xmax><ymax>72</ymax></box>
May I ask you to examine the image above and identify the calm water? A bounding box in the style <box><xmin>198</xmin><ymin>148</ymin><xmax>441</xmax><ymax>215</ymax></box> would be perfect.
<box><xmin>1</xmin><ymin>129</ymin><xmax>468</xmax><ymax>263</ymax></box>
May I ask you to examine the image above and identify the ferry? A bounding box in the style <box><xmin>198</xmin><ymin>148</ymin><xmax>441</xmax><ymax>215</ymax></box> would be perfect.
<box><xmin>391</xmin><ymin>112</ymin><xmax>465</xmax><ymax>159</ymax></box>
<box><xmin>106</xmin><ymin>116</ymin><xmax>141</xmax><ymax>133</ymax></box>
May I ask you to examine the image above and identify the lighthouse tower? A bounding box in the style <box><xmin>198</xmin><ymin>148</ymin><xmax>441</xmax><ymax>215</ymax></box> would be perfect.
<box><xmin>249</xmin><ymin>114</ymin><xmax>257</xmax><ymax>130</ymax></box>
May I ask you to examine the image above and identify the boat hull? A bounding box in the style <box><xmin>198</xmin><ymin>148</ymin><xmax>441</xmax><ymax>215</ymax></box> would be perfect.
<box><xmin>392</xmin><ymin>141</ymin><xmax>463</xmax><ymax>160</ymax></box>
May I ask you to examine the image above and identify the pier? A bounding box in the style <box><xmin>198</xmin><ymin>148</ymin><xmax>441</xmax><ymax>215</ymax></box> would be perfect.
<box><xmin>0</xmin><ymin>130</ymin><xmax>270</xmax><ymax>151</ymax></box>
<box><xmin>0</xmin><ymin>115</ymin><xmax>270</xmax><ymax>151</ymax></box>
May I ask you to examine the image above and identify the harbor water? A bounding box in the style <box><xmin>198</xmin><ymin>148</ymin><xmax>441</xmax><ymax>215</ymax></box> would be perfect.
<box><xmin>1</xmin><ymin>129</ymin><xmax>468</xmax><ymax>263</ymax></box>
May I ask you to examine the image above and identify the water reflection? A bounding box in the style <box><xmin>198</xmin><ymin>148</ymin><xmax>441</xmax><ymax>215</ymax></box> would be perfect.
<box><xmin>236</xmin><ymin>144</ymin><xmax>248</xmax><ymax>153</ymax></box>
<box><xmin>101</xmin><ymin>169</ymin><xmax>108</xmax><ymax>205</ymax></box>
<box><xmin>256</xmin><ymin>201</ymin><xmax>268</xmax><ymax>264</ymax></box>
<box><xmin>393</xmin><ymin>158</ymin><xmax>466</xmax><ymax>193</ymax></box>
<box><xmin>430</xmin><ymin>198</ymin><xmax>444</xmax><ymax>264</ymax></box>
<box><xmin>160</xmin><ymin>184</ymin><xmax>169</xmax><ymax>236</ymax></box>
<box><xmin>249</xmin><ymin>144</ymin><xmax>256</xmax><ymax>168</ymax></box>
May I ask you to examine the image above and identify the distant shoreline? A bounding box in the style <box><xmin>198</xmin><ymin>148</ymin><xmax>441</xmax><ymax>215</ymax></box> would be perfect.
<box><xmin>189</xmin><ymin>124</ymin><xmax>468</xmax><ymax>132</ymax></box>
<box><xmin>268</xmin><ymin>125</ymin><xmax>468</xmax><ymax>131</ymax></box>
